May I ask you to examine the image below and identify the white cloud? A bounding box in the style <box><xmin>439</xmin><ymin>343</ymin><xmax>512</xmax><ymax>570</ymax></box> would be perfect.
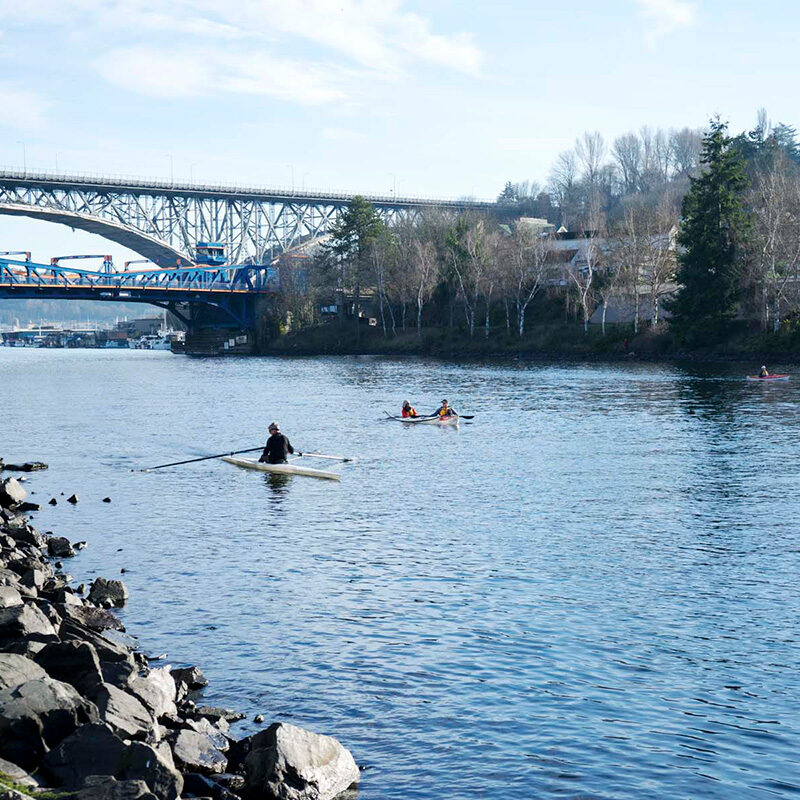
<box><xmin>95</xmin><ymin>46</ymin><xmax>350</xmax><ymax>105</ymax></box>
<box><xmin>0</xmin><ymin>83</ymin><xmax>47</xmax><ymax>128</ymax></box>
<box><xmin>633</xmin><ymin>0</ymin><xmax>697</xmax><ymax>46</ymax></box>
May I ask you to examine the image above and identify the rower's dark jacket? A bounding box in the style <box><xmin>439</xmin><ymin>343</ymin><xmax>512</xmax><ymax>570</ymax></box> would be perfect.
<box><xmin>259</xmin><ymin>433</ymin><xmax>294</xmax><ymax>464</ymax></box>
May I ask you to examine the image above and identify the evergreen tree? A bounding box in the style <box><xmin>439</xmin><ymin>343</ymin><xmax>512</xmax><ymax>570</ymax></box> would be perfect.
<box><xmin>668</xmin><ymin>119</ymin><xmax>750</xmax><ymax>343</ymax></box>
<box><xmin>323</xmin><ymin>196</ymin><xmax>386</xmax><ymax>339</ymax></box>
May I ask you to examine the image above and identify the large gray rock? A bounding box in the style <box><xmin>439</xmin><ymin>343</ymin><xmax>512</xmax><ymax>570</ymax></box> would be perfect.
<box><xmin>0</xmin><ymin>603</ymin><xmax>58</xmax><ymax>641</ymax></box>
<box><xmin>0</xmin><ymin>677</ymin><xmax>99</xmax><ymax>769</ymax></box>
<box><xmin>58</xmin><ymin>602</ymin><xmax>125</xmax><ymax>632</ymax></box>
<box><xmin>172</xmin><ymin>728</ymin><xmax>228</xmax><ymax>775</ymax></box>
<box><xmin>0</xmin><ymin>586</ymin><xmax>22</xmax><ymax>608</ymax></box>
<box><xmin>88</xmin><ymin>577</ymin><xmax>129</xmax><ymax>608</ymax></box>
<box><xmin>35</xmin><ymin>641</ymin><xmax>104</xmax><ymax>695</ymax></box>
<box><xmin>7</xmin><ymin>526</ymin><xmax>45</xmax><ymax>548</ymax></box>
<box><xmin>43</xmin><ymin>725</ymin><xmax>182</xmax><ymax>800</ymax></box>
<box><xmin>0</xmin><ymin>568</ymin><xmax>24</xmax><ymax>591</ymax></box>
<box><xmin>92</xmin><ymin>682</ymin><xmax>154</xmax><ymax>738</ymax></box>
<box><xmin>60</xmin><ymin>618</ymin><xmax>133</xmax><ymax>663</ymax></box>
<box><xmin>0</xmin><ymin>756</ymin><xmax>40</xmax><ymax>788</ymax></box>
<box><xmin>129</xmin><ymin>666</ymin><xmax>178</xmax><ymax>719</ymax></box>
<box><xmin>0</xmin><ymin>478</ymin><xmax>27</xmax><ymax>509</ymax></box>
<box><xmin>47</xmin><ymin>537</ymin><xmax>75</xmax><ymax>558</ymax></box>
<box><xmin>0</xmin><ymin>653</ymin><xmax>48</xmax><ymax>690</ymax></box>
<box><xmin>76</xmin><ymin>776</ymin><xmax>157</xmax><ymax>800</ymax></box>
<box><xmin>171</xmin><ymin>665</ymin><xmax>208</xmax><ymax>698</ymax></box>
<box><xmin>187</xmin><ymin>715</ymin><xmax>230</xmax><ymax>752</ymax></box>
<box><xmin>244</xmin><ymin>723</ymin><xmax>359</xmax><ymax>800</ymax></box>
<box><xmin>120</xmin><ymin>741</ymin><xmax>183</xmax><ymax>800</ymax></box>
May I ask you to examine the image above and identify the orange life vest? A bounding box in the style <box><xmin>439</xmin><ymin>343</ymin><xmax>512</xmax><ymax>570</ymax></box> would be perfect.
<box><xmin>402</xmin><ymin>406</ymin><xmax>417</xmax><ymax>418</ymax></box>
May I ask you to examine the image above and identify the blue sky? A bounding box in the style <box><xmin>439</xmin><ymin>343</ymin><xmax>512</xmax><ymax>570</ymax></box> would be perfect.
<box><xmin>0</xmin><ymin>0</ymin><xmax>796</xmax><ymax>264</ymax></box>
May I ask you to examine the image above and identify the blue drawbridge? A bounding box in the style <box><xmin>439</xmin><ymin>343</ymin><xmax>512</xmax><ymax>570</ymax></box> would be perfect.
<box><xmin>0</xmin><ymin>256</ymin><xmax>278</xmax><ymax>336</ymax></box>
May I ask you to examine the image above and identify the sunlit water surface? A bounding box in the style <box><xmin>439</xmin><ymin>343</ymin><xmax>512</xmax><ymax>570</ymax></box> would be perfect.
<box><xmin>2</xmin><ymin>349</ymin><xmax>799</xmax><ymax>799</ymax></box>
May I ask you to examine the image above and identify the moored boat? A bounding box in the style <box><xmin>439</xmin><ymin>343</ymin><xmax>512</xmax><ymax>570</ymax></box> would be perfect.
<box><xmin>222</xmin><ymin>455</ymin><xmax>341</xmax><ymax>480</ymax></box>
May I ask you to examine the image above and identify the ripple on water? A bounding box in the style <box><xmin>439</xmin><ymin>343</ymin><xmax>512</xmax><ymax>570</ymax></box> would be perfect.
<box><xmin>2</xmin><ymin>350</ymin><xmax>799</xmax><ymax>798</ymax></box>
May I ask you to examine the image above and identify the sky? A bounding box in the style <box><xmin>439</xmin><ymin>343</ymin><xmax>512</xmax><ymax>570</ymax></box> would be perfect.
<box><xmin>0</xmin><ymin>0</ymin><xmax>797</xmax><ymax>265</ymax></box>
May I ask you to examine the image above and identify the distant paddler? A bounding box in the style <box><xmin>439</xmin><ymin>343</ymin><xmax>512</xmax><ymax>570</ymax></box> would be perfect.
<box><xmin>433</xmin><ymin>399</ymin><xmax>458</xmax><ymax>418</ymax></box>
<box><xmin>401</xmin><ymin>400</ymin><xmax>418</xmax><ymax>418</ymax></box>
<box><xmin>759</xmin><ymin>365</ymin><xmax>769</xmax><ymax>377</ymax></box>
<box><xmin>259</xmin><ymin>422</ymin><xmax>295</xmax><ymax>464</ymax></box>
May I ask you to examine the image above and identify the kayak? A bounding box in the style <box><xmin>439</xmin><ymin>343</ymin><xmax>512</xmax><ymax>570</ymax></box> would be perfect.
<box><xmin>222</xmin><ymin>456</ymin><xmax>341</xmax><ymax>481</ymax></box>
<box><xmin>746</xmin><ymin>374</ymin><xmax>790</xmax><ymax>381</ymax></box>
<box><xmin>386</xmin><ymin>413</ymin><xmax>460</xmax><ymax>426</ymax></box>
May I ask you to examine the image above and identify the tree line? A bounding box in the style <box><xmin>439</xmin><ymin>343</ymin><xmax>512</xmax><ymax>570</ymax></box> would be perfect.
<box><xmin>275</xmin><ymin>110</ymin><xmax>800</xmax><ymax>346</ymax></box>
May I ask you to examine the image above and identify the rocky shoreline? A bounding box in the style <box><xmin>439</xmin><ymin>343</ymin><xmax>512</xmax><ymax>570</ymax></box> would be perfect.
<box><xmin>0</xmin><ymin>459</ymin><xmax>360</xmax><ymax>800</ymax></box>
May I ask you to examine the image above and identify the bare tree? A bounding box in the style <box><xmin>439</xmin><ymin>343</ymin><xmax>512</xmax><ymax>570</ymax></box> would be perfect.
<box><xmin>568</xmin><ymin>196</ymin><xmax>603</xmax><ymax>333</ymax></box>
<box><xmin>575</xmin><ymin>131</ymin><xmax>606</xmax><ymax>187</ymax></box>
<box><xmin>613</xmin><ymin>133</ymin><xmax>642</xmax><ymax>193</ymax></box>
<box><xmin>670</xmin><ymin>128</ymin><xmax>703</xmax><ymax>178</ymax></box>
<box><xmin>502</xmin><ymin>221</ymin><xmax>551</xmax><ymax>337</ymax></box>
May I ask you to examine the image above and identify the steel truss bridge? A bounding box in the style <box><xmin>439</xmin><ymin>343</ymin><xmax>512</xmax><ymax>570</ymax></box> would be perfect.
<box><xmin>0</xmin><ymin>257</ymin><xmax>277</xmax><ymax>330</ymax></box>
<box><xmin>0</xmin><ymin>170</ymin><xmax>495</xmax><ymax>267</ymax></box>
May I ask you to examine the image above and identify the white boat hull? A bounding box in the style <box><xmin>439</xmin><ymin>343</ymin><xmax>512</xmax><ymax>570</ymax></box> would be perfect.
<box><xmin>222</xmin><ymin>456</ymin><xmax>340</xmax><ymax>481</ymax></box>
<box><xmin>387</xmin><ymin>414</ymin><xmax>459</xmax><ymax>426</ymax></box>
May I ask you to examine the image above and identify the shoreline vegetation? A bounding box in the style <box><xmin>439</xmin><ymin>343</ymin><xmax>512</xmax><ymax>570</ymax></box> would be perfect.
<box><xmin>263</xmin><ymin>114</ymin><xmax>800</xmax><ymax>362</ymax></box>
<box><xmin>0</xmin><ymin>460</ymin><xmax>360</xmax><ymax>800</ymax></box>
<box><xmin>260</xmin><ymin>320</ymin><xmax>800</xmax><ymax>364</ymax></box>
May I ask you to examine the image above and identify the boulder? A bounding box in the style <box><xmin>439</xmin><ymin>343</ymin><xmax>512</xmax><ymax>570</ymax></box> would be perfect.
<box><xmin>48</xmin><ymin>498</ymin><xmax>57</xmax><ymax>506</ymax></box>
<box><xmin>8</xmin><ymin>526</ymin><xmax>45</xmax><ymax>549</ymax></box>
<box><xmin>0</xmin><ymin>756</ymin><xmax>40</xmax><ymax>788</ymax></box>
<box><xmin>101</xmin><ymin>659</ymin><xmax>138</xmax><ymax>689</ymax></box>
<box><xmin>35</xmin><ymin>641</ymin><xmax>104</xmax><ymax>695</ymax></box>
<box><xmin>119</xmin><ymin>741</ymin><xmax>183</xmax><ymax>800</ymax></box>
<box><xmin>0</xmin><ymin>479</ymin><xmax>27</xmax><ymax>509</ymax></box>
<box><xmin>2</xmin><ymin>463</ymin><xmax>47</xmax><ymax>473</ymax></box>
<box><xmin>129</xmin><ymin>667</ymin><xmax>178</xmax><ymax>719</ymax></box>
<box><xmin>0</xmin><ymin>677</ymin><xmax>99</xmax><ymax>769</ymax></box>
<box><xmin>47</xmin><ymin>537</ymin><xmax>75</xmax><ymax>558</ymax></box>
<box><xmin>187</xmin><ymin>716</ymin><xmax>230</xmax><ymax>752</ymax></box>
<box><xmin>0</xmin><ymin>603</ymin><xmax>57</xmax><ymax>641</ymax></box>
<box><xmin>19</xmin><ymin>569</ymin><xmax>46</xmax><ymax>592</ymax></box>
<box><xmin>0</xmin><ymin>653</ymin><xmax>48</xmax><ymax>690</ymax></box>
<box><xmin>60</xmin><ymin>618</ymin><xmax>133</xmax><ymax>662</ymax></box>
<box><xmin>67</xmin><ymin>494</ymin><xmax>79</xmax><ymax>504</ymax></box>
<box><xmin>91</xmin><ymin>682</ymin><xmax>154</xmax><ymax>739</ymax></box>
<box><xmin>16</xmin><ymin>502</ymin><xmax>40</xmax><ymax>513</ymax></box>
<box><xmin>76</xmin><ymin>776</ymin><xmax>157</xmax><ymax>800</ymax></box>
<box><xmin>88</xmin><ymin>577</ymin><xmax>129</xmax><ymax>608</ymax></box>
<box><xmin>103</xmin><ymin>497</ymin><xmax>112</xmax><ymax>503</ymax></box>
<box><xmin>0</xmin><ymin>586</ymin><xmax>22</xmax><ymax>608</ymax></box>
<box><xmin>0</xmin><ymin>568</ymin><xmax>23</xmax><ymax>591</ymax></box>
<box><xmin>171</xmin><ymin>729</ymin><xmax>228</xmax><ymax>775</ymax></box>
<box><xmin>244</xmin><ymin>723</ymin><xmax>359</xmax><ymax>800</ymax></box>
<box><xmin>58</xmin><ymin>602</ymin><xmax>125</xmax><ymax>632</ymax></box>
<box><xmin>171</xmin><ymin>665</ymin><xmax>208</xmax><ymax>700</ymax></box>
<box><xmin>42</xmin><ymin>723</ymin><xmax>127</xmax><ymax>786</ymax></box>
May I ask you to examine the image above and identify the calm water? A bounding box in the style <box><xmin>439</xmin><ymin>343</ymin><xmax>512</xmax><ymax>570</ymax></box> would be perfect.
<box><xmin>2</xmin><ymin>349</ymin><xmax>799</xmax><ymax>799</ymax></box>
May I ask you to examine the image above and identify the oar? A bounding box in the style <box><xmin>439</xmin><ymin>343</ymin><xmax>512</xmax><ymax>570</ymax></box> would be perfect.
<box><xmin>134</xmin><ymin>446</ymin><xmax>262</xmax><ymax>472</ymax></box>
<box><xmin>295</xmin><ymin>452</ymin><xmax>354</xmax><ymax>463</ymax></box>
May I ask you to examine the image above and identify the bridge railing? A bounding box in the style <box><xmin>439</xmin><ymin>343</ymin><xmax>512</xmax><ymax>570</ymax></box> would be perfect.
<box><xmin>0</xmin><ymin>258</ymin><xmax>278</xmax><ymax>294</ymax></box>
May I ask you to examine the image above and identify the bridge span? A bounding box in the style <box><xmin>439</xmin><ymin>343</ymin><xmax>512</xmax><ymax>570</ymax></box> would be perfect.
<box><xmin>0</xmin><ymin>169</ymin><xmax>495</xmax><ymax>267</ymax></box>
<box><xmin>0</xmin><ymin>256</ymin><xmax>276</xmax><ymax>337</ymax></box>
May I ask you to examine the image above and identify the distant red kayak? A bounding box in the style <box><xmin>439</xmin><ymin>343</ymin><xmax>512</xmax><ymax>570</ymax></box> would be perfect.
<box><xmin>746</xmin><ymin>374</ymin><xmax>790</xmax><ymax>381</ymax></box>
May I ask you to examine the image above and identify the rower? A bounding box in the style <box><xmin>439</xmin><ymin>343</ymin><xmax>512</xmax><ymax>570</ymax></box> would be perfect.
<box><xmin>401</xmin><ymin>400</ymin><xmax>418</xmax><ymax>418</ymax></box>
<box><xmin>259</xmin><ymin>422</ymin><xmax>295</xmax><ymax>464</ymax></box>
<box><xmin>433</xmin><ymin>399</ymin><xmax>457</xmax><ymax>418</ymax></box>
<box><xmin>759</xmin><ymin>365</ymin><xmax>769</xmax><ymax>377</ymax></box>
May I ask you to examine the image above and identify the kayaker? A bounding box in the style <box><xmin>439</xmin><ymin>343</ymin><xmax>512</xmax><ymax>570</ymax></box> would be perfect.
<box><xmin>433</xmin><ymin>399</ymin><xmax>457</xmax><ymax>418</ymax></box>
<box><xmin>759</xmin><ymin>365</ymin><xmax>769</xmax><ymax>377</ymax></box>
<box><xmin>259</xmin><ymin>422</ymin><xmax>295</xmax><ymax>464</ymax></box>
<box><xmin>401</xmin><ymin>400</ymin><xmax>418</xmax><ymax>418</ymax></box>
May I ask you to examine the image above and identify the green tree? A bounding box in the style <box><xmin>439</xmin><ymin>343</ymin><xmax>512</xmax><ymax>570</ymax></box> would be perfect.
<box><xmin>668</xmin><ymin>119</ymin><xmax>750</xmax><ymax>343</ymax></box>
<box><xmin>324</xmin><ymin>196</ymin><xmax>386</xmax><ymax>340</ymax></box>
